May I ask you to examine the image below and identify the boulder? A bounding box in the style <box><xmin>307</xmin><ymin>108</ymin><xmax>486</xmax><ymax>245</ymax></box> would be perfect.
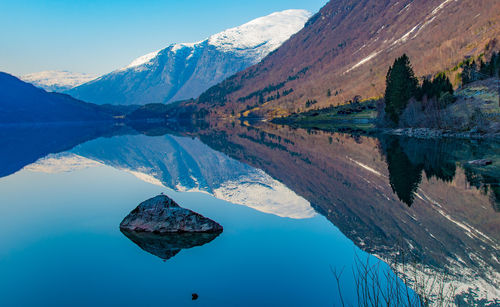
<box><xmin>120</xmin><ymin>195</ymin><xmax>223</xmax><ymax>233</ymax></box>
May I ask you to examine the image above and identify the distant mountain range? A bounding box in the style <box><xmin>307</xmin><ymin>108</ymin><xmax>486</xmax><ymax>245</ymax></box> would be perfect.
<box><xmin>0</xmin><ymin>72</ymin><xmax>112</xmax><ymax>124</ymax></box>
<box><xmin>20</xmin><ymin>71</ymin><xmax>98</xmax><ymax>92</ymax></box>
<box><xmin>182</xmin><ymin>0</ymin><xmax>500</xmax><ymax>118</ymax></box>
<box><xmin>66</xmin><ymin>9</ymin><xmax>311</xmax><ymax>106</ymax></box>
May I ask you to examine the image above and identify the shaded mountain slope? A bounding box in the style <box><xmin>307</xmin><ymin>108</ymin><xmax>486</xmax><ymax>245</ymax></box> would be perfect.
<box><xmin>0</xmin><ymin>72</ymin><xmax>112</xmax><ymax>124</ymax></box>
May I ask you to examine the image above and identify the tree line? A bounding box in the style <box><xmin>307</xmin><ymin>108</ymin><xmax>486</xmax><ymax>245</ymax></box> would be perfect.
<box><xmin>383</xmin><ymin>52</ymin><xmax>500</xmax><ymax>124</ymax></box>
<box><xmin>461</xmin><ymin>52</ymin><xmax>500</xmax><ymax>84</ymax></box>
<box><xmin>384</xmin><ymin>54</ymin><xmax>455</xmax><ymax>124</ymax></box>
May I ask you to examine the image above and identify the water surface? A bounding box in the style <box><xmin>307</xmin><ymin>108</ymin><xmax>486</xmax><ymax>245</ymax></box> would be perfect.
<box><xmin>0</xmin><ymin>122</ymin><xmax>498</xmax><ymax>306</ymax></box>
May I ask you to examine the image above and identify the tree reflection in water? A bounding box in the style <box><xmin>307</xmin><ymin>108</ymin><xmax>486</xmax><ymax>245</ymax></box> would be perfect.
<box><xmin>380</xmin><ymin>135</ymin><xmax>498</xmax><ymax>208</ymax></box>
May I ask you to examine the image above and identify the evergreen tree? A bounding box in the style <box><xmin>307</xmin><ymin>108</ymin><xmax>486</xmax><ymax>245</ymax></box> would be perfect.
<box><xmin>494</xmin><ymin>52</ymin><xmax>500</xmax><ymax>77</ymax></box>
<box><xmin>258</xmin><ymin>93</ymin><xmax>264</xmax><ymax>104</ymax></box>
<box><xmin>462</xmin><ymin>53</ymin><xmax>500</xmax><ymax>84</ymax></box>
<box><xmin>417</xmin><ymin>73</ymin><xmax>452</xmax><ymax>101</ymax></box>
<box><xmin>384</xmin><ymin>54</ymin><xmax>419</xmax><ymax>123</ymax></box>
<box><xmin>461</xmin><ymin>59</ymin><xmax>478</xmax><ymax>84</ymax></box>
<box><xmin>479</xmin><ymin>59</ymin><xmax>487</xmax><ymax>76</ymax></box>
<box><xmin>431</xmin><ymin>72</ymin><xmax>453</xmax><ymax>98</ymax></box>
<box><xmin>418</xmin><ymin>78</ymin><xmax>433</xmax><ymax>100</ymax></box>
<box><xmin>487</xmin><ymin>52</ymin><xmax>500</xmax><ymax>77</ymax></box>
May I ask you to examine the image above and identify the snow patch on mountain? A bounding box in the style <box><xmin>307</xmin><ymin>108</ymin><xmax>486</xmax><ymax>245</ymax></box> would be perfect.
<box><xmin>20</xmin><ymin>71</ymin><xmax>98</xmax><ymax>92</ymax></box>
<box><xmin>207</xmin><ymin>9</ymin><xmax>312</xmax><ymax>60</ymax></box>
<box><xmin>125</xmin><ymin>50</ymin><xmax>161</xmax><ymax>69</ymax></box>
<box><xmin>121</xmin><ymin>9</ymin><xmax>311</xmax><ymax>71</ymax></box>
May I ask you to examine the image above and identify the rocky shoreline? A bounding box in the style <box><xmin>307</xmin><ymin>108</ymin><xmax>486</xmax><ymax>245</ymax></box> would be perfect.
<box><xmin>381</xmin><ymin>127</ymin><xmax>500</xmax><ymax>140</ymax></box>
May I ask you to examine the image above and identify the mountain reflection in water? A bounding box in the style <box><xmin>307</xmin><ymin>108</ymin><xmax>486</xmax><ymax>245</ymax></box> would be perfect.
<box><xmin>190</xmin><ymin>121</ymin><xmax>500</xmax><ymax>303</ymax></box>
<box><xmin>1</xmin><ymin>120</ymin><xmax>499</xmax><ymax>304</ymax></box>
<box><xmin>69</xmin><ymin>134</ymin><xmax>315</xmax><ymax>219</ymax></box>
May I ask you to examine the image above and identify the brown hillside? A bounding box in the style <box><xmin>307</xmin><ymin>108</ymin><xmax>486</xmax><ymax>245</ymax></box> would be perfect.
<box><xmin>186</xmin><ymin>0</ymin><xmax>500</xmax><ymax>118</ymax></box>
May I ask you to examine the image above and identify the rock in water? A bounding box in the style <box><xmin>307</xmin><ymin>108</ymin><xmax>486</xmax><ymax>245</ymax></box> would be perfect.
<box><xmin>120</xmin><ymin>195</ymin><xmax>223</xmax><ymax>233</ymax></box>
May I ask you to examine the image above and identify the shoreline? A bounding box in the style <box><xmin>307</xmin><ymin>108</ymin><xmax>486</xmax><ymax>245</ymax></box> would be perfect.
<box><xmin>379</xmin><ymin>127</ymin><xmax>500</xmax><ymax>140</ymax></box>
<box><xmin>269</xmin><ymin>117</ymin><xmax>500</xmax><ymax>140</ymax></box>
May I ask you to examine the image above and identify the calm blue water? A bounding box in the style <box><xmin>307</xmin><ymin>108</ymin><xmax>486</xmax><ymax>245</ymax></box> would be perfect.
<box><xmin>1</xmin><ymin>124</ymin><xmax>498</xmax><ymax>306</ymax></box>
<box><xmin>0</xmin><ymin>147</ymin><xmax>367</xmax><ymax>306</ymax></box>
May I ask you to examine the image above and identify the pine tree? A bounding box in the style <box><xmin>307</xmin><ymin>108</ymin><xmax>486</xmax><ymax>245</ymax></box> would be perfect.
<box><xmin>418</xmin><ymin>78</ymin><xmax>433</xmax><ymax>100</ymax></box>
<box><xmin>479</xmin><ymin>59</ymin><xmax>487</xmax><ymax>76</ymax></box>
<box><xmin>461</xmin><ymin>59</ymin><xmax>478</xmax><ymax>85</ymax></box>
<box><xmin>488</xmin><ymin>52</ymin><xmax>500</xmax><ymax>77</ymax></box>
<box><xmin>384</xmin><ymin>54</ymin><xmax>419</xmax><ymax>123</ymax></box>
<box><xmin>431</xmin><ymin>72</ymin><xmax>453</xmax><ymax>98</ymax></box>
<box><xmin>494</xmin><ymin>52</ymin><xmax>500</xmax><ymax>77</ymax></box>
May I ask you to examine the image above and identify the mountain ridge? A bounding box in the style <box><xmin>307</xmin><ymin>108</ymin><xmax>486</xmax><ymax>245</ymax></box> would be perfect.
<box><xmin>182</xmin><ymin>0</ymin><xmax>500</xmax><ymax>118</ymax></box>
<box><xmin>0</xmin><ymin>72</ymin><xmax>112</xmax><ymax>124</ymax></box>
<box><xmin>20</xmin><ymin>71</ymin><xmax>98</xmax><ymax>92</ymax></box>
<box><xmin>67</xmin><ymin>9</ymin><xmax>311</xmax><ymax>106</ymax></box>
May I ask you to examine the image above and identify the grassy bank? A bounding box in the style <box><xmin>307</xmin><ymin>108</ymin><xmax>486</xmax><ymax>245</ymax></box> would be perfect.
<box><xmin>271</xmin><ymin>100</ymin><xmax>379</xmax><ymax>133</ymax></box>
<box><xmin>272</xmin><ymin>78</ymin><xmax>499</xmax><ymax>138</ymax></box>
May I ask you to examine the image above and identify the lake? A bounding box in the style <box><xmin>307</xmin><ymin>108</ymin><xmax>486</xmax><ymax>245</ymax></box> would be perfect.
<box><xmin>0</xmin><ymin>121</ymin><xmax>498</xmax><ymax>306</ymax></box>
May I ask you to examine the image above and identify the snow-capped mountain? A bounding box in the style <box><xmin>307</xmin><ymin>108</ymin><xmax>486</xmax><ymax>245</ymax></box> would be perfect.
<box><xmin>20</xmin><ymin>71</ymin><xmax>98</xmax><ymax>92</ymax></box>
<box><xmin>67</xmin><ymin>9</ymin><xmax>311</xmax><ymax>105</ymax></box>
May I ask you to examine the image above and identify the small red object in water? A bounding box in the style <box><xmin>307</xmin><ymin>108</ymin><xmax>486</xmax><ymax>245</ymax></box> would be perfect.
<box><xmin>192</xmin><ymin>293</ymin><xmax>199</xmax><ymax>300</ymax></box>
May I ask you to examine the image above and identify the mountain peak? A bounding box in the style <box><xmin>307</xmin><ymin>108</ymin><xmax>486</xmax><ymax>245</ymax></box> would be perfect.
<box><xmin>207</xmin><ymin>9</ymin><xmax>312</xmax><ymax>59</ymax></box>
<box><xmin>121</xmin><ymin>9</ymin><xmax>311</xmax><ymax>72</ymax></box>
<box><xmin>69</xmin><ymin>9</ymin><xmax>312</xmax><ymax>105</ymax></box>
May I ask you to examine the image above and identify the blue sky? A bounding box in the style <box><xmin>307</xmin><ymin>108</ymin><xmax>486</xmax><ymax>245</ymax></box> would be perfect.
<box><xmin>0</xmin><ymin>0</ymin><xmax>326</xmax><ymax>76</ymax></box>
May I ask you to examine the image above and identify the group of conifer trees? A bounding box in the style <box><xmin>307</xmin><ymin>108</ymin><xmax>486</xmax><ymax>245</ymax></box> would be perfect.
<box><xmin>384</xmin><ymin>54</ymin><xmax>454</xmax><ymax>124</ymax></box>
<box><xmin>384</xmin><ymin>52</ymin><xmax>500</xmax><ymax>124</ymax></box>
<box><xmin>461</xmin><ymin>52</ymin><xmax>500</xmax><ymax>85</ymax></box>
